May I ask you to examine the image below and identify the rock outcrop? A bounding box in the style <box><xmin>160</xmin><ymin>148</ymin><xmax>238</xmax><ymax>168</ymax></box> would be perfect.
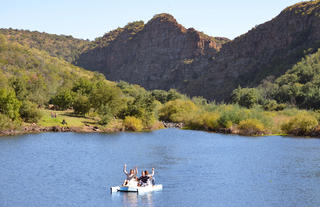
<box><xmin>75</xmin><ymin>1</ymin><xmax>320</xmax><ymax>101</ymax></box>
<box><xmin>75</xmin><ymin>13</ymin><xmax>229</xmax><ymax>91</ymax></box>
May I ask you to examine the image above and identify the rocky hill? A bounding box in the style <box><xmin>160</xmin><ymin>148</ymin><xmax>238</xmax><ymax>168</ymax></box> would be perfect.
<box><xmin>188</xmin><ymin>0</ymin><xmax>320</xmax><ymax>101</ymax></box>
<box><xmin>74</xmin><ymin>14</ymin><xmax>230</xmax><ymax>91</ymax></box>
<box><xmin>0</xmin><ymin>28</ymin><xmax>90</xmax><ymax>62</ymax></box>
<box><xmin>75</xmin><ymin>1</ymin><xmax>320</xmax><ymax>101</ymax></box>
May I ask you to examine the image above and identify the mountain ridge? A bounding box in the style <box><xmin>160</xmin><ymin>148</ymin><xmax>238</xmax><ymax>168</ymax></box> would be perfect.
<box><xmin>1</xmin><ymin>1</ymin><xmax>319</xmax><ymax>102</ymax></box>
<box><xmin>74</xmin><ymin>1</ymin><xmax>320</xmax><ymax>101</ymax></box>
<box><xmin>74</xmin><ymin>13</ymin><xmax>230</xmax><ymax>91</ymax></box>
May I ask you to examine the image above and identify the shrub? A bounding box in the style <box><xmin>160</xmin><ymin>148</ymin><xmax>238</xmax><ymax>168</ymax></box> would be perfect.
<box><xmin>72</xmin><ymin>77</ymin><xmax>94</xmax><ymax>95</ymax></box>
<box><xmin>186</xmin><ymin>112</ymin><xmax>219</xmax><ymax>131</ymax></box>
<box><xmin>98</xmin><ymin>105</ymin><xmax>114</xmax><ymax>125</ymax></box>
<box><xmin>263</xmin><ymin>100</ymin><xmax>286</xmax><ymax>111</ymax></box>
<box><xmin>51</xmin><ymin>89</ymin><xmax>74</xmax><ymax>110</ymax></box>
<box><xmin>238</xmin><ymin>119</ymin><xmax>265</xmax><ymax>136</ymax></box>
<box><xmin>0</xmin><ymin>113</ymin><xmax>20</xmax><ymax>130</ymax></box>
<box><xmin>216</xmin><ymin>105</ymin><xmax>244</xmax><ymax>128</ymax></box>
<box><xmin>19</xmin><ymin>101</ymin><xmax>42</xmax><ymax>123</ymax></box>
<box><xmin>103</xmin><ymin>119</ymin><xmax>124</xmax><ymax>133</ymax></box>
<box><xmin>73</xmin><ymin>95</ymin><xmax>91</xmax><ymax>115</ymax></box>
<box><xmin>0</xmin><ymin>88</ymin><xmax>22</xmax><ymax>120</ymax></box>
<box><xmin>158</xmin><ymin>99</ymin><xmax>197</xmax><ymax>122</ymax></box>
<box><xmin>90</xmin><ymin>83</ymin><xmax>125</xmax><ymax>115</ymax></box>
<box><xmin>118</xmin><ymin>94</ymin><xmax>157</xmax><ymax>128</ymax></box>
<box><xmin>281</xmin><ymin>114</ymin><xmax>318</xmax><ymax>135</ymax></box>
<box><xmin>151</xmin><ymin>90</ymin><xmax>168</xmax><ymax>104</ymax></box>
<box><xmin>123</xmin><ymin>116</ymin><xmax>143</xmax><ymax>131</ymax></box>
<box><xmin>231</xmin><ymin>87</ymin><xmax>261</xmax><ymax>108</ymax></box>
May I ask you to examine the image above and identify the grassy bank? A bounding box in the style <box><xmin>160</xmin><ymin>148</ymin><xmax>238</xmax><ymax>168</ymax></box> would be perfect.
<box><xmin>38</xmin><ymin>109</ymin><xmax>97</xmax><ymax>127</ymax></box>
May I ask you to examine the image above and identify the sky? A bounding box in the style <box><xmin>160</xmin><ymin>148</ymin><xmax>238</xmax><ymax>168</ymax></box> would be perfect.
<box><xmin>1</xmin><ymin>0</ymin><xmax>306</xmax><ymax>40</ymax></box>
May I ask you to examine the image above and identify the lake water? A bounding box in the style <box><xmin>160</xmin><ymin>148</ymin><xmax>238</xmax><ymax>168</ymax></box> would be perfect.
<box><xmin>0</xmin><ymin>129</ymin><xmax>320</xmax><ymax>207</ymax></box>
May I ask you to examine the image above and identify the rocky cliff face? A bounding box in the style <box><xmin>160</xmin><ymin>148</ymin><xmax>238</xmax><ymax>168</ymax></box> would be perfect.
<box><xmin>76</xmin><ymin>1</ymin><xmax>320</xmax><ymax>101</ymax></box>
<box><xmin>75</xmin><ymin>13</ymin><xmax>229</xmax><ymax>90</ymax></box>
<box><xmin>185</xmin><ymin>1</ymin><xmax>320</xmax><ymax>101</ymax></box>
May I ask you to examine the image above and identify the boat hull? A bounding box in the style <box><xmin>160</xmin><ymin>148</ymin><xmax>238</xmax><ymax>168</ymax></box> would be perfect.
<box><xmin>110</xmin><ymin>185</ymin><xmax>163</xmax><ymax>193</ymax></box>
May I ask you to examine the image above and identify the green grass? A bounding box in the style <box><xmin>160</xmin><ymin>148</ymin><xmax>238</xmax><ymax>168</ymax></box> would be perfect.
<box><xmin>38</xmin><ymin>109</ymin><xmax>98</xmax><ymax>127</ymax></box>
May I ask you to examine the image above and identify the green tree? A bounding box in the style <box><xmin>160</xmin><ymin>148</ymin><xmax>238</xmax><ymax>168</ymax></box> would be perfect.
<box><xmin>51</xmin><ymin>88</ymin><xmax>74</xmax><ymax>110</ymax></box>
<box><xmin>19</xmin><ymin>101</ymin><xmax>42</xmax><ymax>123</ymax></box>
<box><xmin>9</xmin><ymin>77</ymin><xmax>27</xmax><ymax>101</ymax></box>
<box><xmin>167</xmin><ymin>89</ymin><xmax>184</xmax><ymax>101</ymax></box>
<box><xmin>26</xmin><ymin>74</ymin><xmax>48</xmax><ymax>105</ymax></box>
<box><xmin>151</xmin><ymin>90</ymin><xmax>168</xmax><ymax>104</ymax></box>
<box><xmin>0</xmin><ymin>88</ymin><xmax>22</xmax><ymax>120</ymax></box>
<box><xmin>118</xmin><ymin>93</ymin><xmax>157</xmax><ymax>127</ymax></box>
<box><xmin>90</xmin><ymin>83</ymin><xmax>125</xmax><ymax>115</ymax></box>
<box><xmin>231</xmin><ymin>87</ymin><xmax>261</xmax><ymax>108</ymax></box>
<box><xmin>72</xmin><ymin>77</ymin><xmax>94</xmax><ymax>95</ymax></box>
<box><xmin>73</xmin><ymin>95</ymin><xmax>90</xmax><ymax>115</ymax></box>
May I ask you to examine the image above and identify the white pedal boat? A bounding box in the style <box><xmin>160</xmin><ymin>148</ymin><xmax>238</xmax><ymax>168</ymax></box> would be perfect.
<box><xmin>111</xmin><ymin>184</ymin><xmax>163</xmax><ymax>193</ymax></box>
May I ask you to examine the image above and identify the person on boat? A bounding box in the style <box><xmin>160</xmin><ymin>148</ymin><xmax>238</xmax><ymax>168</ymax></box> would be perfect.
<box><xmin>123</xmin><ymin>164</ymin><xmax>138</xmax><ymax>186</ymax></box>
<box><xmin>138</xmin><ymin>171</ymin><xmax>149</xmax><ymax>187</ymax></box>
<box><xmin>145</xmin><ymin>168</ymin><xmax>155</xmax><ymax>185</ymax></box>
<box><xmin>138</xmin><ymin>168</ymin><xmax>155</xmax><ymax>186</ymax></box>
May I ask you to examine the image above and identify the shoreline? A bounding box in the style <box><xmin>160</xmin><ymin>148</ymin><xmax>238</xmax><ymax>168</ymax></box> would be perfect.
<box><xmin>1</xmin><ymin>123</ymin><xmax>319</xmax><ymax>138</ymax></box>
<box><xmin>0</xmin><ymin>122</ymin><xmax>183</xmax><ymax>137</ymax></box>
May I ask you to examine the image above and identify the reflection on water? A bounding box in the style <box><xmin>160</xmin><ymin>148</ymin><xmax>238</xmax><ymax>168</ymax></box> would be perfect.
<box><xmin>0</xmin><ymin>129</ymin><xmax>320</xmax><ymax>207</ymax></box>
<box><xmin>122</xmin><ymin>193</ymin><xmax>139</xmax><ymax>207</ymax></box>
<box><xmin>111</xmin><ymin>191</ymin><xmax>156</xmax><ymax>207</ymax></box>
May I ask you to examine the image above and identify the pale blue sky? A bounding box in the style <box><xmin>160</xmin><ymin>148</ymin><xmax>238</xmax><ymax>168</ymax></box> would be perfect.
<box><xmin>1</xmin><ymin>0</ymin><xmax>305</xmax><ymax>40</ymax></box>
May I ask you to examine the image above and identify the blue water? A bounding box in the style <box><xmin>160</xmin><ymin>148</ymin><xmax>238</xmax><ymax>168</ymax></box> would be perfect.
<box><xmin>0</xmin><ymin>129</ymin><xmax>320</xmax><ymax>207</ymax></box>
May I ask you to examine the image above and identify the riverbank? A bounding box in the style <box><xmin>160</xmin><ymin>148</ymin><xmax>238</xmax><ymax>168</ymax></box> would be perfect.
<box><xmin>0</xmin><ymin>121</ymin><xmax>183</xmax><ymax>137</ymax></box>
<box><xmin>2</xmin><ymin>122</ymin><xmax>320</xmax><ymax>138</ymax></box>
<box><xmin>1</xmin><ymin>109</ymin><xmax>320</xmax><ymax>138</ymax></box>
<box><xmin>0</xmin><ymin>125</ymin><xmax>104</xmax><ymax>136</ymax></box>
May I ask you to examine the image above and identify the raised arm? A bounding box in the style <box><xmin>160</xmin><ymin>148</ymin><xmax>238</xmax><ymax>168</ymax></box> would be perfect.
<box><xmin>135</xmin><ymin>166</ymin><xmax>138</xmax><ymax>175</ymax></box>
<box><xmin>123</xmin><ymin>164</ymin><xmax>128</xmax><ymax>175</ymax></box>
<box><xmin>151</xmin><ymin>168</ymin><xmax>154</xmax><ymax>176</ymax></box>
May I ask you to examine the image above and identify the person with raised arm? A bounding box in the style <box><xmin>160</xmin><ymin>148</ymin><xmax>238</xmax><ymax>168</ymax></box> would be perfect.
<box><xmin>138</xmin><ymin>168</ymin><xmax>155</xmax><ymax>186</ymax></box>
<box><xmin>145</xmin><ymin>168</ymin><xmax>155</xmax><ymax>185</ymax></box>
<box><xmin>122</xmin><ymin>164</ymin><xmax>138</xmax><ymax>186</ymax></box>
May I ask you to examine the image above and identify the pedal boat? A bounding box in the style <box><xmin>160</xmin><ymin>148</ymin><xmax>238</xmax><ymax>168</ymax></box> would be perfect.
<box><xmin>110</xmin><ymin>184</ymin><xmax>163</xmax><ymax>193</ymax></box>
